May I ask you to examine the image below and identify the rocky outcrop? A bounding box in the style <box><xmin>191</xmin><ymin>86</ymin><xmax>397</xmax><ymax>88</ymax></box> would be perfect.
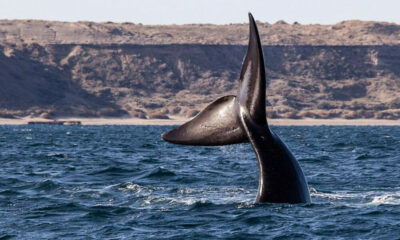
<box><xmin>0</xmin><ymin>20</ymin><xmax>400</xmax><ymax>119</ymax></box>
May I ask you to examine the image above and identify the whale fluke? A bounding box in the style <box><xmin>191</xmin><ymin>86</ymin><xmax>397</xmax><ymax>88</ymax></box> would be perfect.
<box><xmin>161</xmin><ymin>95</ymin><xmax>248</xmax><ymax>146</ymax></box>
<box><xmin>238</xmin><ymin>13</ymin><xmax>267</xmax><ymax>128</ymax></box>
<box><xmin>162</xmin><ymin>13</ymin><xmax>266</xmax><ymax>146</ymax></box>
<box><xmin>162</xmin><ymin>13</ymin><xmax>311</xmax><ymax>204</ymax></box>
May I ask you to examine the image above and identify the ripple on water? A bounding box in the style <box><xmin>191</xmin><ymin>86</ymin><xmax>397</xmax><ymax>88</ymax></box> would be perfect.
<box><xmin>46</xmin><ymin>153</ymin><xmax>69</xmax><ymax>158</ymax></box>
<box><xmin>146</xmin><ymin>167</ymin><xmax>176</xmax><ymax>178</ymax></box>
<box><xmin>0</xmin><ymin>234</ymin><xmax>16</xmax><ymax>240</ymax></box>
<box><xmin>33</xmin><ymin>179</ymin><xmax>59</xmax><ymax>192</ymax></box>
<box><xmin>89</xmin><ymin>167</ymin><xmax>134</xmax><ymax>176</ymax></box>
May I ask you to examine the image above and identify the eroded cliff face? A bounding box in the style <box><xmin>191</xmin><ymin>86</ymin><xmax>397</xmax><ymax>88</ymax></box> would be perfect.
<box><xmin>0</xmin><ymin>20</ymin><xmax>400</xmax><ymax>119</ymax></box>
<box><xmin>2</xmin><ymin>19</ymin><xmax>400</xmax><ymax>46</ymax></box>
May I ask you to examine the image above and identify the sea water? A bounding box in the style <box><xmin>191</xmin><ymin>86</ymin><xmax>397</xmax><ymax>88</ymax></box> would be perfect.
<box><xmin>0</xmin><ymin>125</ymin><xmax>399</xmax><ymax>239</ymax></box>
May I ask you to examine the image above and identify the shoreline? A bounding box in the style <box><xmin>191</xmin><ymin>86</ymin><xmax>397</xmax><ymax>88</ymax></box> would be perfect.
<box><xmin>1</xmin><ymin>117</ymin><xmax>400</xmax><ymax>126</ymax></box>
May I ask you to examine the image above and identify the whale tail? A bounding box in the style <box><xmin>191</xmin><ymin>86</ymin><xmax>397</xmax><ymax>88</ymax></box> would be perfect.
<box><xmin>162</xmin><ymin>95</ymin><xmax>248</xmax><ymax>145</ymax></box>
<box><xmin>162</xmin><ymin>13</ymin><xmax>267</xmax><ymax>146</ymax></box>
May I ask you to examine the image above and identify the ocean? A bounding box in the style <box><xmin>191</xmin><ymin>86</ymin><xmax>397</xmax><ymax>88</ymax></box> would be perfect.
<box><xmin>0</xmin><ymin>125</ymin><xmax>399</xmax><ymax>239</ymax></box>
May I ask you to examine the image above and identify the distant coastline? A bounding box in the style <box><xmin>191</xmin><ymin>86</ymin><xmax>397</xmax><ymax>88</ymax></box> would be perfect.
<box><xmin>1</xmin><ymin>20</ymin><xmax>400</xmax><ymax>121</ymax></box>
<box><xmin>1</xmin><ymin>117</ymin><xmax>400</xmax><ymax>126</ymax></box>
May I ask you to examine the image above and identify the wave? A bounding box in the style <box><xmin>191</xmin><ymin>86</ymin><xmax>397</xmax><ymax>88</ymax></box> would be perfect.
<box><xmin>370</xmin><ymin>191</ymin><xmax>400</xmax><ymax>205</ymax></box>
<box><xmin>104</xmin><ymin>182</ymin><xmax>254</xmax><ymax>208</ymax></box>
<box><xmin>33</xmin><ymin>179</ymin><xmax>59</xmax><ymax>192</ymax></box>
<box><xmin>0</xmin><ymin>234</ymin><xmax>17</xmax><ymax>240</ymax></box>
<box><xmin>150</xmin><ymin>188</ymin><xmax>253</xmax><ymax>207</ymax></box>
<box><xmin>311</xmin><ymin>187</ymin><xmax>400</xmax><ymax>206</ymax></box>
<box><xmin>146</xmin><ymin>167</ymin><xmax>176</xmax><ymax>178</ymax></box>
<box><xmin>46</xmin><ymin>153</ymin><xmax>69</xmax><ymax>158</ymax></box>
<box><xmin>89</xmin><ymin>166</ymin><xmax>133</xmax><ymax>175</ymax></box>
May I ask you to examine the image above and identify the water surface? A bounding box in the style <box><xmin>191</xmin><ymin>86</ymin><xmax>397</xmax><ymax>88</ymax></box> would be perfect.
<box><xmin>0</xmin><ymin>125</ymin><xmax>399</xmax><ymax>239</ymax></box>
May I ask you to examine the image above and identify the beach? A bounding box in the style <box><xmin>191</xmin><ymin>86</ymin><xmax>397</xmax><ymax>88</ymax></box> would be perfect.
<box><xmin>1</xmin><ymin>117</ymin><xmax>400</xmax><ymax>126</ymax></box>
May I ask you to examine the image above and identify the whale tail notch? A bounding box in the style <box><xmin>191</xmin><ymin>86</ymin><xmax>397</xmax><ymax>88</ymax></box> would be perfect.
<box><xmin>162</xmin><ymin>13</ymin><xmax>267</xmax><ymax>146</ymax></box>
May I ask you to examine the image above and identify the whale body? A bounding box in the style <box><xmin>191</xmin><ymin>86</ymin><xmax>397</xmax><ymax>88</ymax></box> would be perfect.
<box><xmin>162</xmin><ymin>13</ymin><xmax>311</xmax><ymax>204</ymax></box>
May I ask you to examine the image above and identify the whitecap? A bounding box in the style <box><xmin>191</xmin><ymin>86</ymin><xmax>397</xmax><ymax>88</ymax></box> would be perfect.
<box><xmin>311</xmin><ymin>190</ymin><xmax>362</xmax><ymax>200</ymax></box>
<box><xmin>117</xmin><ymin>183</ymin><xmax>142</xmax><ymax>193</ymax></box>
<box><xmin>311</xmin><ymin>188</ymin><xmax>400</xmax><ymax>207</ymax></box>
<box><xmin>370</xmin><ymin>191</ymin><xmax>400</xmax><ymax>205</ymax></box>
<box><xmin>135</xmin><ymin>186</ymin><xmax>255</xmax><ymax>209</ymax></box>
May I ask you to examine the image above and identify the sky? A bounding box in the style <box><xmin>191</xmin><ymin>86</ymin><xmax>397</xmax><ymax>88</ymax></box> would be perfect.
<box><xmin>1</xmin><ymin>0</ymin><xmax>400</xmax><ymax>25</ymax></box>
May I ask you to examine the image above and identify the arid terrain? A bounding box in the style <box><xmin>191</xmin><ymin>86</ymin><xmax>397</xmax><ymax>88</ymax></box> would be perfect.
<box><xmin>1</xmin><ymin>19</ymin><xmax>400</xmax><ymax>120</ymax></box>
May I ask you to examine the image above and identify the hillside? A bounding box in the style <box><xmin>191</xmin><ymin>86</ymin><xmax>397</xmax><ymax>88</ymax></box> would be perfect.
<box><xmin>0</xmin><ymin>20</ymin><xmax>400</xmax><ymax>119</ymax></box>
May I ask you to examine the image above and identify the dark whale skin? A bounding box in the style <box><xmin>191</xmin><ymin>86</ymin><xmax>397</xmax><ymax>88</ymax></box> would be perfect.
<box><xmin>162</xmin><ymin>13</ymin><xmax>311</xmax><ymax>204</ymax></box>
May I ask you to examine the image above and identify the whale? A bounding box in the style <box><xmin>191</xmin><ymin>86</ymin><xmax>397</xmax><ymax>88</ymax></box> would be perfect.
<box><xmin>162</xmin><ymin>13</ymin><xmax>311</xmax><ymax>204</ymax></box>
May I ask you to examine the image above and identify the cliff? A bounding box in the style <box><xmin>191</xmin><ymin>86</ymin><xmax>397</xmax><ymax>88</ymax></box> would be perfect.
<box><xmin>0</xmin><ymin>20</ymin><xmax>400</xmax><ymax>119</ymax></box>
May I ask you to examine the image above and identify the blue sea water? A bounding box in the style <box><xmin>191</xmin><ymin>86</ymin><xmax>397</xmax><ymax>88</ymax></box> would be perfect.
<box><xmin>0</xmin><ymin>125</ymin><xmax>399</xmax><ymax>239</ymax></box>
